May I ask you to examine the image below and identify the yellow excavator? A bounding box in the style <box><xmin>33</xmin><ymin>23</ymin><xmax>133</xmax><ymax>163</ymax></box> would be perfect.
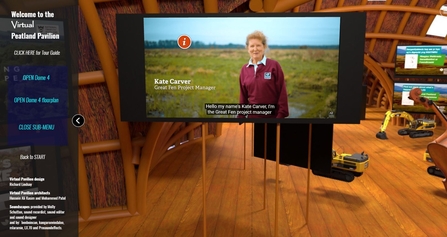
<box><xmin>331</xmin><ymin>150</ymin><xmax>369</xmax><ymax>177</ymax></box>
<box><xmin>376</xmin><ymin>110</ymin><xmax>436</xmax><ymax>140</ymax></box>
<box><xmin>312</xmin><ymin>149</ymin><xmax>369</xmax><ymax>183</ymax></box>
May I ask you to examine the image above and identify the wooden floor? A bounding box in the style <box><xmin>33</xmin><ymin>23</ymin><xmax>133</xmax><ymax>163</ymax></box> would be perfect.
<box><xmin>79</xmin><ymin>108</ymin><xmax>447</xmax><ymax>237</ymax></box>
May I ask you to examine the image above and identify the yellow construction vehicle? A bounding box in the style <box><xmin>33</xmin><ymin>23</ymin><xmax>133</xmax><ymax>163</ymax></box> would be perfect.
<box><xmin>313</xmin><ymin>149</ymin><xmax>370</xmax><ymax>182</ymax></box>
<box><xmin>376</xmin><ymin>110</ymin><xmax>436</xmax><ymax>140</ymax></box>
<box><xmin>332</xmin><ymin>150</ymin><xmax>369</xmax><ymax>177</ymax></box>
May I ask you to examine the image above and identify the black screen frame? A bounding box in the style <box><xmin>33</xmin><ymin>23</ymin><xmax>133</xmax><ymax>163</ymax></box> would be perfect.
<box><xmin>253</xmin><ymin>123</ymin><xmax>333</xmax><ymax>173</ymax></box>
<box><xmin>117</xmin><ymin>12</ymin><xmax>366</xmax><ymax>124</ymax></box>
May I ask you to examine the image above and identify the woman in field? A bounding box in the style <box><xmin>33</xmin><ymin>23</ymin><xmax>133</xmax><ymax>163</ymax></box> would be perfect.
<box><xmin>238</xmin><ymin>30</ymin><xmax>289</xmax><ymax>119</ymax></box>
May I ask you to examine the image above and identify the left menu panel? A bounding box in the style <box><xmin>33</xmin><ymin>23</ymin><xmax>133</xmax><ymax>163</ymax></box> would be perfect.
<box><xmin>0</xmin><ymin>3</ymin><xmax>78</xmax><ymax>237</ymax></box>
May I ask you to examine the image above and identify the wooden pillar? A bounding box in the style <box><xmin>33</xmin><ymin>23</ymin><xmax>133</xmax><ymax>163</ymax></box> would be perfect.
<box><xmin>204</xmin><ymin>0</ymin><xmax>218</xmax><ymax>13</ymax></box>
<box><xmin>143</xmin><ymin>0</ymin><xmax>160</xmax><ymax>13</ymax></box>
<box><xmin>273</xmin><ymin>0</ymin><xmax>312</xmax><ymax>12</ymax></box>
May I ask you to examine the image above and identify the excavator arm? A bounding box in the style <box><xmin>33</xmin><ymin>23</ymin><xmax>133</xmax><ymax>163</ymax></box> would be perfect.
<box><xmin>376</xmin><ymin>107</ymin><xmax>435</xmax><ymax>140</ymax></box>
<box><xmin>376</xmin><ymin>110</ymin><xmax>415</xmax><ymax>139</ymax></box>
<box><xmin>377</xmin><ymin>111</ymin><xmax>393</xmax><ymax>135</ymax></box>
<box><xmin>409</xmin><ymin>88</ymin><xmax>447</xmax><ymax>192</ymax></box>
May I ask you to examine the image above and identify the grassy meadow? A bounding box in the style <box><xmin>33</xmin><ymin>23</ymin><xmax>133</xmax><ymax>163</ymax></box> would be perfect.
<box><xmin>395</xmin><ymin>55</ymin><xmax>447</xmax><ymax>76</ymax></box>
<box><xmin>393</xmin><ymin>91</ymin><xmax>447</xmax><ymax>113</ymax></box>
<box><xmin>145</xmin><ymin>48</ymin><xmax>339</xmax><ymax>118</ymax></box>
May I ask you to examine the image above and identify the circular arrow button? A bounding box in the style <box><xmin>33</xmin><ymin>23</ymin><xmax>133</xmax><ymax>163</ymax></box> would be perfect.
<box><xmin>72</xmin><ymin>114</ymin><xmax>85</xmax><ymax>128</ymax></box>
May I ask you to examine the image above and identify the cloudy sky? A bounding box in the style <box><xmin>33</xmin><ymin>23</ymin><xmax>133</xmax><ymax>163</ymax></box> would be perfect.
<box><xmin>144</xmin><ymin>16</ymin><xmax>340</xmax><ymax>46</ymax></box>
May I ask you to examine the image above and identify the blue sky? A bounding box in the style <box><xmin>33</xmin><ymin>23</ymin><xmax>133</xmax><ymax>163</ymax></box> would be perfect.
<box><xmin>144</xmin><ymin>17</ymin><xmax>340</xmax><ymax>46</ymax></box>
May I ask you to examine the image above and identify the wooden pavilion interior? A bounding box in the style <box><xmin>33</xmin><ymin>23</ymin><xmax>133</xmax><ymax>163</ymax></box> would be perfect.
<box><xmin>7</xmin><ymin>0</ymin><xmax>446</xmax><ymax>236</ymax></box>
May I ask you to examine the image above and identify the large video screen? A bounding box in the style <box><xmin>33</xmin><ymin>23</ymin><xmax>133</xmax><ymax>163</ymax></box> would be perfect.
<box><xmin>392</xmin><ymin>82</ymin><xmax>447</xmax><ymax>114</ymax></box>
<box><xmin>117</xmin><ymin>13</ymin><xmax>366</xmax><ymax>124</ymax></box>
<box><xmin>395</xmin><ymin>45</ymin><xmax>447</xmax><ymax>78</ymax></box>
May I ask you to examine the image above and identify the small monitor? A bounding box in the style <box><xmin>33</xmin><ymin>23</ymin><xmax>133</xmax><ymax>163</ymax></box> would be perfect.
<box><xmin>392</xmin><ymin>82</ymin><xmax>447</xmax><ymax>114</ymax></box>
<box><xmin>394</xmin><ymin>45</ymin><xmax>447</xmax><ymax>78</ymax></box>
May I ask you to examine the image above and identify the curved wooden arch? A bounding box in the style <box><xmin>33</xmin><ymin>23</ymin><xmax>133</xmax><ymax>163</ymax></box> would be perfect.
<box><xmin>137</xmin><ymin>122</ymin><xmax>167</xmax><ymax>214</ymax></box>
<box><xmin>317</xmin><ymin>5</ymin><xmax>443</xmax><ymax>15</ymax></box>
<box><xmin>364</xmin><ymin>54</ymin><xmax>394</xmax><ymax>109</ymax></box>
<box><xmin>136</xmin><ymin>122</ymin><xmax>214</xmax><ymax>214</ymax></box>
<box><xmin>316</xmin><ymin>4</ymin><xmax>447</xmax><ymax>110</ymax></box>
<box><xmin>78</xmin><ymin>0</ymin><xmax>136</xmax><ymax>220</ymax></box>
<box><xmin>77</xmin><ymin>0</ymin><xmax>223</xmax><ymax>222</ymax></box>
<box><xmin>365</xmin><ymin>33</ymin><xmax>447</xmax><ymax>45</ymax></box>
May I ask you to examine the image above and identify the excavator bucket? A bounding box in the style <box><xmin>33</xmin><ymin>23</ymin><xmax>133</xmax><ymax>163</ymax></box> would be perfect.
<box><xmin>376</xmin><ymin>131</ymin><xmax>388</xmax><ymax>140</ymax></box>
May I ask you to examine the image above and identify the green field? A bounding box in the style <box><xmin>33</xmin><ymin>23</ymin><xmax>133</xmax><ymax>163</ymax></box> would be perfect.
<box><xmin>145</xmin><ymin>48</ymin><xmax>339</xmax><ymax>118</ymax></box>
<box><xmin>393</xmin><ymin>92</ymin><xmax>447</xmax><ymax>113</ymax></box>
<box><xmin>395</xmin><ymin>55</ymin><xmax>447</xmax><ymax>76</ymax></box>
